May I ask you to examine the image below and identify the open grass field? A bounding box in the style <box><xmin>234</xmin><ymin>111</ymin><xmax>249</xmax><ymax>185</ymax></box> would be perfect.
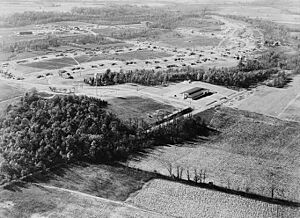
<box><xmin>26</xmin><ymin>163</ymin><xmax>154</xmax><ymax>202</ymax></box>
<box><xmin>22</xmin><ymin>57</ymin><xmax>77</xmax><ymax>70</ymax></box>
<box><xmin>107</xmin><ymin>96</ymin><xmax>175</xmax><ymax>124</ymax></box>
<box><xmin>0</xmin><ymin>81</ymin><xmax>23</xmax><ymax>102</ymax></box>
<box><xmin>279</xmin><ymin>96</ymin><xmax>300</xmax><ymax>122</ymax></box>
<box><xmin>178</xmin><ymin>17</ymin><xmax>224</xmax><ymax>32</ymax></box>
<box><xmin>157</xmin><ymin>32</ymin><xmax>221</xmax><ymax>48</ymax></box>
<box><xmin>127</xmin><ymin>107</ymin><xmax>300</xmax><ymax>202</ymax></box>
<box><xmin>127</xmin><ymin>179</ymin><xmax>300</xmax><ymax>218</ymax></box>
<box><xmin>237</xmin><ymin>75</ymin><xmax>300</xmax><ymax>121</ymax></box>
<box><xmin>0</xmin><ymin>182</ymin><xmax>163</xmax><ymax>218</ymax></box>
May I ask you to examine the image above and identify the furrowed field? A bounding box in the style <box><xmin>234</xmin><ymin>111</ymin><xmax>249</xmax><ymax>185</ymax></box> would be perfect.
<box><xmin>127</xmin><ymin>107</ymin><xmax>300</xmax><ymax>202</ymax></box>
<box><xmin>127</xmin><ymin>179</ymin><xmax>300</xmax><ymax>218</ymax></box>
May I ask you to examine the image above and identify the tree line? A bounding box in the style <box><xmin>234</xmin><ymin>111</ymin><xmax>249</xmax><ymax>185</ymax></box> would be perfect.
<box><xmin>223</xmin><ymin>15</ymin><xmax>289</xmax><ymax>45</ymax></box>
<box><xmin>84</xmin><ymin>51</ymin><xmax>290</xmax><ymax>89</ymax></box>
<box><xmin>0</xmin><ymin>5</ymin><xmax>169</xmax><ymax>27</ymax></box>
<box><xmin>0</xmin><ymin>91</ymin><xmax>208</xmax><ymax>183</ymax></box>
<box><xmin>1</xmin><ymin>34</ymin><xmax>118</xmax><ymax>52</ymax></box>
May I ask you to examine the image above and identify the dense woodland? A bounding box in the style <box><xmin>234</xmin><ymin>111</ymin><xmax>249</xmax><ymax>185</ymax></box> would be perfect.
<box><xmin>0</xmin><ymin>91</ymin><xmax>207</xmax><ymax>182</ymax></box>
<box><xmin>84</xmin><ymin>51</ymin><xmax>290</xmax><ymax>89</ymax></box>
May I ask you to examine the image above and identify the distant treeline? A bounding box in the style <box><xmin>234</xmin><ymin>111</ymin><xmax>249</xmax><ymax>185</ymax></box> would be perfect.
<box><xmin>1</xmin><ymin>34</ymin><xmax>119</xmax><ymax>52</ymax></box>
<box><xmin>95</xmin><ymin>27</ymin><xmax>165</xmax><ymax>40</ymax></box>
<box><xmin>0</xmin><ymin>91</ymin><xmax>208</xmax><ymax>182</ymax></box>
<box><xmin>223</xmin><ymin>15</ymin><xmax>289</xmax><ymax>45</ymax></box>
<box><xmin>1</xmin><ymin>5</ymin><xmax>218</xmax><ymax>31</ymax></box>
<box><xmin>0</xmin><ymin>5</ymin><xmax>166</xmax><ymax>27</ymax></box>
<box><xmin>84</xmin><ymin>51</ymin><xmax>290</xmax><ymax>88</ymax></box>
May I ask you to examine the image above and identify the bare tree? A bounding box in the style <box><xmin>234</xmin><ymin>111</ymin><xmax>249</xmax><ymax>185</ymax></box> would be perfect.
<box><xmin>166</xmin><ymin>162</ymin><xmax>173</xmax><ymax>177</ymax></box>
<box><xmin>176</xmin><ymin>166</ymin><xmax>183</xmax><ymax>179</ymax></box>
<box><xmin>186</xmin><ymin>168</ymin><xmax>190</xmax><ymax>181</ymax></box>
<box><xmin>193</xmin><ymin>168</ymin><xmax>200</xmax><ymax>183</ymax></box>
<box><xmin>227</xmin><ymin>178</ymin><xmax>231</xmax><ymax>189</ymax></box>
<box><xmin>202</xmin><ymin>169</ymin><xmax>207</xmax><ymax>183</ymax></box>
<box><xmin>201</xmin><ymin>7</ymin><xmax>208</xmax><ymax>18</ymax></box>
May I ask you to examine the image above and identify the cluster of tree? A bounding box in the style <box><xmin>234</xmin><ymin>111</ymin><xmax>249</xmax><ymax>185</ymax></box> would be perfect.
<box><xmin>1</xmin><ymin>11</ymin><xmax>75</xmax><ymax>27</ymax></box>
<box><xmin>84</xmin><ymin>51</ymin><xmax>289</xmax><ymax>89</ymax></box>
<box><xmin>224</xmin><ymin>15</ymin><xmax>289</xmax><ymax>45</ymax></box>
<box><xmin>1</xmin><ymin>34</ymin><xmax>117</xmax><ymax>52</ymax></box>
<box><xmin>0</xmin><ymin>91</ymin><xmax>207</xmax><ymax>181</ymax></box>
<box><xmin>265</xmin><ymin>71</ymin><xmax>289</xmax><ymax>88</ymax></box>
<box><xmin>84</xmin><ymin>67</ymin><xmax>285</xmax><ymax>89</ymax></box>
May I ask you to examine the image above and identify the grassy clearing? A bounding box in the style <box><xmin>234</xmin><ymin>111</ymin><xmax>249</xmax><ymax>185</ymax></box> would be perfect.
<box><xmin>127</xmin><ymin>179</ymin><xmax>300</xmax><ymax>218</ymax></box>
<box><xmin>157</xmin><ymin>32</ymin><xmax>221</xmax><ymax>48</ymax></box>
<box><xmin>178</xmin><ymin>17</ymin><xmax>224</xmax><ymax>32</ymax></box>
<box><xmin>238</xmin><ymin>75</ymin><xmax>300</xmax><ymax>120</ymax></box>
<box><xmin>26</xmin><ymin>163</ymin><xmax>155</xmax><ymax>202</ymax></box>
<box><xmin>0</xmin><ymin>181</ymin><xmax>161</xmax><ymax>218</ymax></box>
<box><xmin>107</xmin><ymin>96</ymin><xmax>175</xmax><ymax>124</ymax></box>
<box><xmin>22</xmin><ymin>59</ymin><xmax>76</xmax><ymax>69</ymax></box>
<box><xmin>127</xmin><ymin>107</ymin><xmax>300</xmax><ymax>202</ymax></box>
<box><xmin>0</xmin><ymin>81</ymin><xmax>23</xmax><ymax>102</ymax></box>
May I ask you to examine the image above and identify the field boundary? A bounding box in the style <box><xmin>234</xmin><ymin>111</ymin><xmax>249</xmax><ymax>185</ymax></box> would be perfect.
<box><xmin>1</xmin><ymin>161</ymin><xmax>299</xmax><ymax>208</ymax></box>
<box><xmin>118</xmin><ymin>164</ymin><xmax>300</xmax><ymax>208</ymax></box>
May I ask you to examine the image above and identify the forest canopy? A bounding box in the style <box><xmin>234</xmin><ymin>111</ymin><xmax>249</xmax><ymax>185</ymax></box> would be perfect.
<box><xmin>0</xmin><ymin>91</ymin><xmax>208</xmax><ymax>183</ymax></box>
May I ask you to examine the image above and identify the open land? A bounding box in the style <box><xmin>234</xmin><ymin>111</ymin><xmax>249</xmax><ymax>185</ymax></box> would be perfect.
<box><xmin>236</xmin><ymin>75</ymin><xmax>300</xmax><ymax>122</ymax></box>
<box><xmin>0</xmin><ymin>1</ymin><xmax>300</xmax><ymax>217</ymax></box>
<box><xmin>127</xmin><ymin>107</ymin><xmax>300</xmax><ymax>202</ymax></box>
<box><xmin>127</xmin><ymin>179</ymin><xmax>300</xmax><ymax>218</ymax></box>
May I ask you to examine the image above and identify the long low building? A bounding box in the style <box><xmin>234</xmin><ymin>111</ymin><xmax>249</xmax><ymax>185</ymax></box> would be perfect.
<box><xmin>181</xmin><ymin>87</ymin><xmax>212</xmax><ymax>100</ymax></box>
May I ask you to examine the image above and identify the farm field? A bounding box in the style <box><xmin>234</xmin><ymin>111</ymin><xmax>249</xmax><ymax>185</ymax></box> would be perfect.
<box><xmin>0</xmin><ymin>182</ymin><xmax>163</xmax><ymax>218</ymax></box>
<box><xmin>27</xmin><ymin>163</ymin><xmax>155</xmax><ymax>202</ymax></box>
<box><xmin>1</xmin><ymin>2</ymin><xmax>299</xmax><ymax>217</ymax></box>
<box><xmin>107</xmin><ymin>96</ymin><xmax>176</xmax><ymax>124</ymax></box>
<box><xmin>126</xmin><ymin>107</ymin><xmax>300</xmax><ymax>202</ymax></box>
<box><xmin>127</xmin><ymin>179</ymin><xmax>300</xmax><ymax>218</ymax></box>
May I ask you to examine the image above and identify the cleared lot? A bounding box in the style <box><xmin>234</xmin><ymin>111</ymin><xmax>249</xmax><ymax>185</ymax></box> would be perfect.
<box><xmin>237</xmin><ymin>75</ymin><xmax>300</xmax><ymax>122</ymax></box>
<box><xmin>0</xmin><ymin>81</ymin><xmax>23</xmax><ymax>102</ymax></box>
<box><xmin>107</xmin><ymin>96</ymin><xmax>175</xmax><ymax>124</ymax></box>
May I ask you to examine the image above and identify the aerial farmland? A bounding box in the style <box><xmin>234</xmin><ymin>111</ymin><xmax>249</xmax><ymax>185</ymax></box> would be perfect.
<box><xmin>0</xmin><ymin>0</ymin><xmax>299</xmax><ymax>217</ymax></box>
